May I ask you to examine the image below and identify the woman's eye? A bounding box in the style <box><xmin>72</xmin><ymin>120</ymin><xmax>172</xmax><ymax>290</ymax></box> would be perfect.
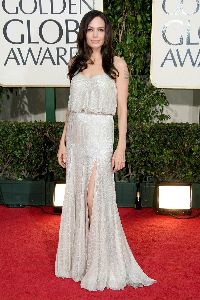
<box><xmin>87</xmin><ymin>28</ymin><xmax>104</xmax><ymax>32</ymax></box>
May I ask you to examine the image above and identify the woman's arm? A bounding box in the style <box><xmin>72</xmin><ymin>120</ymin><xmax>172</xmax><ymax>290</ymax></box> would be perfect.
<box><xmin>112</xmin><ymin>56</ymin><xmax>129</xmax><ymax>173</ymax></box>
<box><xmin>57</xmin><ymin>109</ymin><xmax>69</xmax><ymax>168</ymax></box>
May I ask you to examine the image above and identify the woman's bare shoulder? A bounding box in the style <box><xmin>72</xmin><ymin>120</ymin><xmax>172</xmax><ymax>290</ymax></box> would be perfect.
<box><xmin>113</xmin><ymin>55</ymin><xmax>127</xmax><ymax>67</ymax></box>
<box><xmin>113</xmin><ymin>56</ymin><xmax>129</xmax><ymax>79</ymax></box>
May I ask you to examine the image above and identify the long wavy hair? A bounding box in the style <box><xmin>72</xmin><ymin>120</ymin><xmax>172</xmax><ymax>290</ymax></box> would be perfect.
<box><xmin>68</xmin><ymin>10</ymin><xmax>119</xmax><ymax>81</ymax></box>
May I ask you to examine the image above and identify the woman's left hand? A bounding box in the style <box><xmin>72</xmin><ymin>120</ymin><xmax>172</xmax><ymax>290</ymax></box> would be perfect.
<box><xmin>111</xmin><ymin>147</ymin><xmax>126</xmax><ymax>173</ymax></box>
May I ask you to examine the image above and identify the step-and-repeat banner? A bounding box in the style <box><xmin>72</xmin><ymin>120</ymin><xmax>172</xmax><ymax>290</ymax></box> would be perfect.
<box><xmin>151</xmin><ymin>0</ymin><xmax>200</xmax><ymax>89</ymax></box>
<box><xmin>0</xmin><ymin>0</ymin><xmax>103</xmax><ymax>87</ymax></box>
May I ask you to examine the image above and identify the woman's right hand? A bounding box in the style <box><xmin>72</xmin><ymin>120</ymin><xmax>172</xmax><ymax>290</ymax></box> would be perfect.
<box><xmin>57</xmin><ymin>142</ymin><xmax>66</xmax><ymax>168</ymax></box>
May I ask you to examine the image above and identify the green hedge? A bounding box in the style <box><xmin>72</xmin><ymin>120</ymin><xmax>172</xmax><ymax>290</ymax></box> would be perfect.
<box><xmin>0</xmin><ymin>121</ymin><xmax>66</xmax><ymax>181</ymax></box>
<box><xmin>126</xmin><ymin>123</ymin><xmax>200</xmax><ymax>183</ymax></box>
<box><xmin>1</xmin><ymin>121</ymin><xmax>200</xmax><ymax>183</ymax></box>
<box><xmin>0</xmin><ymin>122</ymin><xmax>46</xmax><ymax>180</ymax></box>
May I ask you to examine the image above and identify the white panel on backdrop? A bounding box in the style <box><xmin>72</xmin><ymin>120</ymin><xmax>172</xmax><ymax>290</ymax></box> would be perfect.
<box><xmin>0</xmin><ymin>0</ymin><xmax>103</xmax><ymax>87</ymax></box>
<box><xmin>151</xmin><ymin>0</ymin><xmax>200</xmax><ymax>89</ymax></box>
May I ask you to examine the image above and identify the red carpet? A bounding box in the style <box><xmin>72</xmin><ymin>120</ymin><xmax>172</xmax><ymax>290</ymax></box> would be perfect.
<box><xmin>0</xmin><ymin>205</ymin><xmax>199</xmax><ymax>300</ymax></box>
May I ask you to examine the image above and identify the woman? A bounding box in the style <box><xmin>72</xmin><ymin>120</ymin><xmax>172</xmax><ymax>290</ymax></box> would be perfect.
<box><xmin>55</xmin><ymin>10</ymin><xmax>156</xmax><ymax>291</ymax></box>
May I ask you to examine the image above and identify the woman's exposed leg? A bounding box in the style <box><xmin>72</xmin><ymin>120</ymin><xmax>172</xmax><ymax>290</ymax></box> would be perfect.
<box><xmin>86</xmin><ymin>162</ymin><xmax>97</xmax><ymax>228</ymax></box>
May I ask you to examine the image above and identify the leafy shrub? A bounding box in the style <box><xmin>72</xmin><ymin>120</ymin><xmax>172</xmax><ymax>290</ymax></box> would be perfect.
<box><xmin>0</xmin><ymin>121</ymin><xmax>46</xmax><ymax>180</ymax></box>
<box><xmin>126</xmin><ymin>123</ymin><xmax>200</xmax><ymax>183</ymax></box>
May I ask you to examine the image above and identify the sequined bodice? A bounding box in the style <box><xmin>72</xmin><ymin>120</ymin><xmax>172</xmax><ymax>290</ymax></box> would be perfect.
<box><xmin>68</xmin><ymin>73</ymin><xmax>117</xmax><ymax>115</ymax></box>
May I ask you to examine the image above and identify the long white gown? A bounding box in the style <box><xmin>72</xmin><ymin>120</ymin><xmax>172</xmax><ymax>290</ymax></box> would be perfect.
<box><xmin>55</xmin><ymin>72</ymin><xmax>156</xmax><ymax>291</ymax></box>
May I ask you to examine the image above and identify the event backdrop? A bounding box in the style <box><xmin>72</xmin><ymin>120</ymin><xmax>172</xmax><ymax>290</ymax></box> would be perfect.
<box><xmin>0</xmin><ymin>0</ymin><xmax>103</xmax><ymax>87</ymax></box>
<box><xmin>151</xmin><ymin>0</ymin><xmax>200</xmax><ymax>89</ymax></box>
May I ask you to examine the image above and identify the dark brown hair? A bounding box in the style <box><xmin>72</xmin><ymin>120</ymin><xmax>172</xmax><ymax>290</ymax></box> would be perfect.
<box><xmin>68</xmin><ymin>10</ymin><xmax>119</xmax><ymax>81</ymax></box>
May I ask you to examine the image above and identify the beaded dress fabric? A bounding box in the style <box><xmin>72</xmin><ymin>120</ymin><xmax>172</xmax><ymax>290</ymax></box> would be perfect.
<box><xmin>55</xmin><ymin>72</ymin><xmax>156</xmax><ymax>291</ymax></box>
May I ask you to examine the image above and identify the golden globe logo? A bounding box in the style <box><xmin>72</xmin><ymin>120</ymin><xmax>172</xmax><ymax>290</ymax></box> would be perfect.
<box><xmin>151</xmin><ymin>0</ymin><xmax>200</xmax><ymax>89</ymax></box>
<box><xmin>0</xmin><ymin>0</ymin><xmax>103</xmax><ymax>86</ymax></box>
<box><xmin>161</xmin><ymin>0</ymin><xmax>200</xmax><ymax>68</ymax></box>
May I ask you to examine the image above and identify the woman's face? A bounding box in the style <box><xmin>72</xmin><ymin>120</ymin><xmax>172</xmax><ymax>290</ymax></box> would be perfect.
<box><xmin>86</xmin><ymin>16</ymin><xmax>105</xmax><ymax>50</ymax></box>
